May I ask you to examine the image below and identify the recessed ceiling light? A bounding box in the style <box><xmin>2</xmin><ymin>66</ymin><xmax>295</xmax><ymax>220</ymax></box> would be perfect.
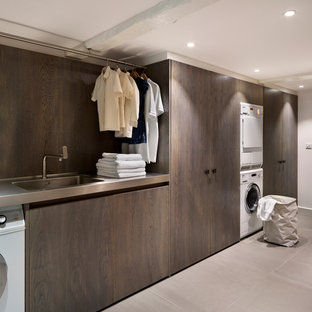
<box><xmin>187</xmin><ymin>42</ymin><xmax>195</xmax><ymax>48</ymax></box>
<box><xmin>254</xmin><ymin>68</ymin><xmax>260</xmax><ymax>73</ymax></box>
<box><xmin>284</xmin><ymin>10</ymin><xmax>296</xmax><ymax>17</ymax></box>
<box><xmin>299</xmin><ymin>85</ymin><xmax>304</xmax><ymax>88</ymax></box>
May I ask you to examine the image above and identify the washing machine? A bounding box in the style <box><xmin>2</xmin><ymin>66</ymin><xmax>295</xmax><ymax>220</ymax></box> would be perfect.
<box><xmin>240</xmin><ymin>169</ymin><xmax>263</xmax><ymax>238</ymax></box>
<box><xmin>0</xmin><ymin>205</ymin><xmax>25</xmax><ymax>312</ymax></box>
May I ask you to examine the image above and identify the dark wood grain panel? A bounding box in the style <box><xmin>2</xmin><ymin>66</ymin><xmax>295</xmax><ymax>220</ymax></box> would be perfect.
<box><xmin>263</xmin><ymin>87</ymin><xmax>284</xmax><ymax>196</ymax></box>
<box><xmin>170</xmin><ymin>61</ymin><xmax>212</xmax><ymax>274</ymax></box>
<box><xmin>263</xmin><ymin>87</ymin><xmax>298</xmax><ymax>198</ymax></box>
<box><xmin>28</xmin><ymin>197</ymin><xmax>114</xmax><ymax>312</ymax></box>
<box><xmin>236</xmin><ymin>79</ymin><xmax>263</xmax><ymax>106</ymax></box>
<box><xmin>210</xmin><ymin>72</ymin><xmax>240</xmax><ymax>254</ymax></box>
<box><xmin>281</xmin><ymin>93</ymin><xmax>298</xmax><ymax>198</ymax></box>
<box><xmin>146</xmin><ymin>60</ymin><xmax>170</xmax><ymax>174</ymax></box>
<box><xmin>0</xmin><ymin>44</ymin><xmax>120</xmax><ymax>179</ymax></box>
<box><xmin>28</xmin><ymin>186</ymin><xmax>169</xmax><ymax>311</ymax></box>
<box><xmin>112</xmin><ymin>186</ymin><xmax>169</xmax><ymax>301</ymax></box>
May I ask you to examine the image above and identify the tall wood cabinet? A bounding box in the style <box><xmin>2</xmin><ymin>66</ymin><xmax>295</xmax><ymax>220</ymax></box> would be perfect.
<box><xmin>263</xmin><ymin>87</ymin><xmax>298</xmax><ymax>198</ymax></box>
<box><xmin>26</xmin><ymin>186</ymin><xmax>169</xmax><ymax>312</ymax></box>
<box><xmin>169</xmin><ymin>61</ymin><xmax>240</xmax><ymax>274</ymax></box>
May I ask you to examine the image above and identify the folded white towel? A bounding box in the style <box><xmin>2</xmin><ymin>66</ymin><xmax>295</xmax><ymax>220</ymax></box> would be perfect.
<box><xmin>97</xmin><ymin>159</ymin><xmax>146</xmax><ymax>169</ymax></box>
<box><xmin>97</xmin><ymin>170</ymin><xmax>146</xmax><ymax>179</ymax></box>
<box><xmin>257</xmin><ymin>197</ymin><xmax>278</xmax><ymax>221</ymax></box>
<box><xmin>96</xmin><ymin>167</ymin><xmax>146</xmax><ymax>174</ymax></box>
<box><xmin>102</xmin><ymin>153</ymin><xmax>142</xmax><ymax>161</ymax></box>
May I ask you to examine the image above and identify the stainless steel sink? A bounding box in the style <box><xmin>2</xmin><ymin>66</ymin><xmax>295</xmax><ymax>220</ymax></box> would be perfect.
<box><xmin>12</xmin><ymin>175</ymin><xmax>104</xmax><ymax>191</ymax></box>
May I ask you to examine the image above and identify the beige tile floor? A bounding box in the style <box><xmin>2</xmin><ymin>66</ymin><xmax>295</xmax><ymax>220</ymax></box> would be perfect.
<box><xmin>104</xmin><ymin>209</ymin><xmax>312</xmax><ymax>312</ymax></box>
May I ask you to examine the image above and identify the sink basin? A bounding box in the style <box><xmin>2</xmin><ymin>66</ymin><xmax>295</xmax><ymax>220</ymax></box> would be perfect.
<box><xmin>12</xmin><ymin>175</ymin><xmax>104</xmax><ymax>191</ymax></box>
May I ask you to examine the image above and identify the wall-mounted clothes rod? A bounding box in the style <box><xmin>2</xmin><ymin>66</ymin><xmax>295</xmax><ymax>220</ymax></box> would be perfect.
<box><xmin>0</xmin><ymin>31</ymin><xmax>146</xmax><ymax>69</ymax></box>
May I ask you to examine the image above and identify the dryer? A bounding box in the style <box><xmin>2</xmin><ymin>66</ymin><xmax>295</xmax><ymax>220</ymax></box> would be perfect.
<box><xmin>240</xmin><ymin>168</ymin><xmax>263</xmax><ymax>238</ymax></box>
<box><xmin>240</xmin><ymin>102</ymin><xmax>263</xmax><ymax>170</ymax></box>
<box><xmin>0</xmin><ymin>205</ymin><xmax>25</xmax><ymax>312</ymax></box>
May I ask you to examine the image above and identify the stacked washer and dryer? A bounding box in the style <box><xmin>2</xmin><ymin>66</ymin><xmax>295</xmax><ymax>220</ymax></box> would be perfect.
<box><xmin>240</xmin><ymin>102</ymin><xmax>263</xmax><ymax>238</ymax></box>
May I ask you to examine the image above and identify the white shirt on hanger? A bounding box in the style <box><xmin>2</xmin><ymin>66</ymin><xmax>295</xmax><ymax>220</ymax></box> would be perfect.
<box><xmin>147</xmin><ymin>78</ymin><xmax>164</xmax><ymax>162</ymax></box>
<box><xmin>115</xmin><ymin>68</ymin><xmax>134</xmax><ymax>131</ymax></box>
<box><xmin>115</xmin><ymin>73</ymin><xmax>139</xmax><ymax>138</ymax></box>
<box><xmin>91</xmin><ymin>66</ymin><xmax>122</xmax><ymax>131</ymax></box>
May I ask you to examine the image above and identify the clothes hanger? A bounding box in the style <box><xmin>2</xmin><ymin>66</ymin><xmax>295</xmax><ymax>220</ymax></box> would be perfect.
<box><xmin>131</xmin><ymin>69</ymin><xmax>139</xmax><ymax>79</ymax></box>
<box><xmin>102</xmin><ymin>59</ymin><xmax>109</xmax><ymax>73</ymax></box>
<box><xmin>141</xmin><ymin>70</ymin><xmax>148</xmax><ymax>81</ymax></box>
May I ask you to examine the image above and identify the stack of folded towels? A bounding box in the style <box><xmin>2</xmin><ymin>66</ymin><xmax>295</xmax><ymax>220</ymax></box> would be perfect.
<box><xmin>96</xmin><ymin>153</ymin><xmax>146</xmax><ymax>178</ymax></box>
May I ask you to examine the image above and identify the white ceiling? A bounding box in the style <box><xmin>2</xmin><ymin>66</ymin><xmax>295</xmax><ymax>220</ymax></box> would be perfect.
<box><xmin>0</xmin><ymin>0</ymin><xmax>311</xmax><ymax>92</ymax></box>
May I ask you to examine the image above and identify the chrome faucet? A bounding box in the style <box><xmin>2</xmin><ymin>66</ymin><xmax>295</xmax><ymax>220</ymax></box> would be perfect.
<box><xmin>42</xmin><ymin>146</ymin><xmax>68</xmax><ymax>179</ymax></box>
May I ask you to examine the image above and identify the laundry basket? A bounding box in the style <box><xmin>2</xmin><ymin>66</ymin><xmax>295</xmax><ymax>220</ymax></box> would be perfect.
<box><xmin>261</xmin><ymin>195</ymin><xmax>299</xmax><ymax>247</ymax></box>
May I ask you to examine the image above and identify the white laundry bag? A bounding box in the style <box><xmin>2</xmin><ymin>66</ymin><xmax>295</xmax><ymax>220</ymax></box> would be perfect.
<box><xmin>260</xmin><ymin>195</ymin><xmax>299</xmax><ymax>247</ymax></box>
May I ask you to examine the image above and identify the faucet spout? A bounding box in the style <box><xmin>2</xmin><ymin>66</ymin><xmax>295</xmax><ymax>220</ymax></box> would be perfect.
<box><xmin>42</xmin><ymin>146</ymin><xmax>68</xmax><ymax>179</ymax></box>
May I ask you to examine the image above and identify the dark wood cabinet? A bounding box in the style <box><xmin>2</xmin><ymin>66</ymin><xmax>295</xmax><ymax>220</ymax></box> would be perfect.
<box><xmin>263</xmin><ymin>88</ymin><xmax>298</xmax><ymax>198</ymax></box>
<box><xmin>169</xmin><ymin>61</ymin><xmax>240</xmax><ymax>273</ymax></box>
<box><xmin>170</xmin><ymin>62</ymin><xmax>212</xmax><ymax>274</ymax></box>
<box><xmin>27</xmin><ymin>186</ymin><xmax>169</xmax><ymax>312</ymax></box>
<box><xmin>210</xmin><ymin>73</ymin><xmax>240</xmax><ymax>254</ymax></box>
<box><xmin>112</xmin><ymin>187</ymin><xmax>169</xmax><ymax>302</ymax></box>
<box><xmin>28</xmin><ymin>196</ymin><xmax>114</xmax><ymax>312</ymax></box>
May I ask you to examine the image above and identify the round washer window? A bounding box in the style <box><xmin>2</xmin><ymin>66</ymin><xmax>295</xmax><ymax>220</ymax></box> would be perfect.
<box><xmin>245</xmin><ymin>183</ymin><xmax>261</xmax><ymax>213</ymax></box>
<box><xmin>0</xmin><ymin>254</ymin><xmax>7</xmax><ymax>298</ymax></box>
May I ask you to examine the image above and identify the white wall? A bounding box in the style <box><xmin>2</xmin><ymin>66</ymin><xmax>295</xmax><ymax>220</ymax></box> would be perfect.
<box><xmin>298</xmin><ymin>90</ymin><xmax>312</xmax><ymax>210</ymax></box>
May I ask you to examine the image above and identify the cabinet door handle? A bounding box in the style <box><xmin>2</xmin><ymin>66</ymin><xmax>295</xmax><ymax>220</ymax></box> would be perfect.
<box><xmin>204</xmin><ymin>169</ymin><xmax>210</xmax><ymax>175</ymax></box>
<box><xmin>278</xmin><ymin>160</ymin><xmax>283</xmax><ymax>164</ymax></box>
<box><xmin>212</xmin><ymin>168</ymin><xmax>217</xmax><ymax>174</ymax></box>
<box><xmin>282</xmin><ymin>160</ymin><xmax>286</xmax><ymax>163</ymax></box>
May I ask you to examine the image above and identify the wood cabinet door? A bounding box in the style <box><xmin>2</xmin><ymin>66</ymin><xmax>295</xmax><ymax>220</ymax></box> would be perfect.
<box><xmin>263</xmin><ymin>88</ymin><xmax>298</xmax><ymax>198</ymax></box>
<box><xmin>210</xmin><ymin>72</ymin><xmax>240</xmax><ymax>254</ymax></box>
<box><xmin>263</xmin><ymin>88</ymin><xmax>284</xmax><ymax>196</ymax></box>
<box><xmin>281</xmin><ymin>93</ymin><xmax>298</xmax><ymax>198</ymax></box>
<box><xmin>28</xmin><ymin>186</ymin><xmax>169</xmax><ymax>312</ymax></box>
<box><xmin>28</xmin><ymin>197</ymin><xmax>114</xmax><ymax>312</ymax></box>
<box><xmin>170</xmin><ymin>61</ymin><xmax>213</xmax><ymax>274</ymax></box>
<box><xmin>112</xmin><ymin>186</ymin><xmax>169</xmax><ymax>301</ymax></box>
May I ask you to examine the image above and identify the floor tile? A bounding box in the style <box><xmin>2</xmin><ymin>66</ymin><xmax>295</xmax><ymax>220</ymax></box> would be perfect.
<box><xmin>274</xmin><ymin>258</ymin><xmax>312</xmax><ymax>289</ymax></box>
<box><xmin>225</xmin><ymin>274</ymin><xmax>312</xmax><ymax>312</ymax></box>
<box><xmin>104</xmin><ymin>290</ymin><xmax>182</xmax><ymax>312</ymax></box>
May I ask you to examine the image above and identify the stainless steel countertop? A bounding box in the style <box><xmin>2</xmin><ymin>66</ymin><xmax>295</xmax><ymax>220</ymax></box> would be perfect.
<box><xmin>0</xmin><ymin>173</ymin><xmax>170</xmax><ymax>208</ymax></box>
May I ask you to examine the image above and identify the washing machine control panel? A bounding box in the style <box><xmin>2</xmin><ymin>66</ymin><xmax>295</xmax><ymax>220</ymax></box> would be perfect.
<box><xmin>240</xmin><ymin>169</ymin><xmax>263</xmax><ymax>184</ymax></box>
<box><xmin>0</xmin><ymin>206</ymin><xmax>24</xmax><ymax>233</ymax></box>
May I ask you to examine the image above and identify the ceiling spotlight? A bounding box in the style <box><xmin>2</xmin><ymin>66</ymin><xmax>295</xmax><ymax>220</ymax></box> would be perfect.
<box><xmin>254</xmin><ymin>68</ymin><xmax>260</xmax><ymax>73</ymax></box>
<box><xmin>284</xmin><ymin>10</ymin><xmax>296</xmax><ymax>17</ymax></box>
<box><xmin>187</xmin><ymin>42</ymin><xmax>195</xmax><ymax>48</ymax></box>
<box><xmin>299</xmin><ymin>85</ymin><xmax>304</xmax><ymax>88</ymax></box>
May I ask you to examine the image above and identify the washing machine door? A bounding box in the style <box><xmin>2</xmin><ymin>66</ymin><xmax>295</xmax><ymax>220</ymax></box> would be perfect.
<box><xmin>245</xmin><ymin>183</ymin><xmax>261</xmax><ymax>213</ymax></box>
<box><xmin>0</xmin><ymin>254</ymin><xmax>7</xmax><ymax>298</ymax></box>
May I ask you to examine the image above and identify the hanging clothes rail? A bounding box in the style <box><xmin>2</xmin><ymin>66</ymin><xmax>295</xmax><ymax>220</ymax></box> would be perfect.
<box><xmin>0</xmin><ymin>31</ymin><xmax>146</xmax><ymax>69</ymax></box>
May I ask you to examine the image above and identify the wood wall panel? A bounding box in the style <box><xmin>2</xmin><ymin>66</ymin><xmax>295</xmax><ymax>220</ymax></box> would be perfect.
<box><xmin>0</xmin><ymin>44</ymin><xmax>120</xmax><ymax>179</ymax></box>
<box><xmin>236</xmin><ymin>79</ymin><xmax>263</xmax><ymax>106</ymax></box>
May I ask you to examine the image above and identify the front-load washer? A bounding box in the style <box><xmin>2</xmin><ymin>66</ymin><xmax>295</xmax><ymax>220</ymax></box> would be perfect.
<box><xmin>240</xmin><ymin>168</ymin><xmax>263</xmax><ymax>238</ymax></box>
<box><xmin>0</xmin><ymin>205</ymin><xmax>25</xmax><ymax>312</ymax></box>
